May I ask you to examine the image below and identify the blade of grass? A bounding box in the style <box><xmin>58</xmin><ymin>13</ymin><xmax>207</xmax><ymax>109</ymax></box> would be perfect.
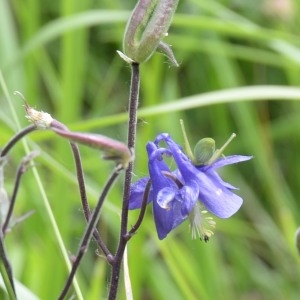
<box><xmin>2</xmin><ymin>10</ymin><xmax>130</xmax><ymax>71</ymax></box>
<box><xmin>62</xmin><ymin>85</ymin><xmax>300</xmax><ymax>132</ymax></box>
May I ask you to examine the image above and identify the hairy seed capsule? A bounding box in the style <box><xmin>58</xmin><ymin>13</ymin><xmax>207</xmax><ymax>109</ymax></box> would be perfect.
<box><xmin>123</xmin><ymin>0</ymin><xmax>179</xmax><ymax>63</ymax></box>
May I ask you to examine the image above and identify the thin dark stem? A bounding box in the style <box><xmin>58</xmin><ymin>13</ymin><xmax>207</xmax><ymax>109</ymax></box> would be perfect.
<box><xmin>69</xmin><ymin>142</ymin><xmax>112</xmax><ymax>259</ymax></box>
<box><xmin>0</xmin><ymin>232</ymin><xmax>16</xmax><ymax>298</ymax></box>
<box><xmin>58</xmin><ymin>166</ymin><xmax>122</xmax><ymax>300</ymax></box>
<box><xmin>162</xmin><ymin>170</ymin><xmax>184</xmax><ymax>188</ymax></box>
<box><xmin>127</xmin><ymin>179</ymin><xmax>151</xmax><ymax>237</ymax></box>
<box><xmin>0</xmin><ymin>125</ymin><xmax>37</xmax><ymax>157</ymax></box>
<box><xmin>108</xmin><ymin>63</ymin><xmax>140</xmax><ymax>300</ymax></box>
<box><xmin>69</xmin><ymin>143</ymin><xmax>90</xmax><ymax>219</ymax></box>
<box><xmin>2</xmin><ymin>152</ymin><xmax>38</xmax><ymax>235</ymax></box>
<box><xmin>0</xmin><ymin>126</ymin><xmax>37</xmax><ymax>299</ymax></box>
<box><xmin>51</xmin><ymin>119</ymin><xmax>112</xmax><ymax>259</ymax></box>
<box><xmin>50</xmin><ymin>122</ymin><xmax>91</xmax><ymax>221</ymax></box>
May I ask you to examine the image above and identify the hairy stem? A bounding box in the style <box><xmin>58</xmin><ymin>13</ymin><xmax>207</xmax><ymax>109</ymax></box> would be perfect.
<box><xmin>108</xmin><ymin>63</ymin><xmax>140</xmax><ymax>300</ymax></box>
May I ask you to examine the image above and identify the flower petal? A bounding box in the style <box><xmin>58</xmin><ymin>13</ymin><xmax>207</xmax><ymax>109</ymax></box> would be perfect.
<box><xmin>129</xmin><ymin>177</ymin><xmax>152</xmax><ymax>209</ymax></box>
<box><xmin>209</xmin><ymin>155</ymin><xmax>253</xmax><ymax>169</ymax></box>
<box><xmin>153</xmin><ymin>197</ymin><xmax>187</xmax><ymax>239</ymax></box>
<box><xmin>147</xmin><ymin>142</ymin><xmax>186</xmax><ymax>239</ymax></box>
<box><xmin>157</xmin><ymin>135</ymin><xmax>202</xmax><ymax>216</ymax></box>
<box><xmin>195</xmin><ymin>171</ymin><xmax>243</xmax><ymax>218</ymax></box>
<box><xmin>157</xmin><ymin>187</ymin><xmax>177</xmax><ymax>209</ymax></box>
<box><xmin>204</xmin><ymin>169</ymin><xmax>238</xmax><ymax>190</ymax></box>
<box><xmin>161</xmin><ymin>134</ymin><xmax>244</xmax><ymax>218</ymax></box>
<box><xmin>179</xmin><ymin>180</ymin><xmax>200</xmax><ymax>215</ymax></box>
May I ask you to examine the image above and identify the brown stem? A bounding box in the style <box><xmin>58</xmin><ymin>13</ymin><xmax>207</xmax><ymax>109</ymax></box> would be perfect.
<box><xmin>108</xmin><ymin>62</ymin><xmax>140</xmax><ymax>300</ymax></box>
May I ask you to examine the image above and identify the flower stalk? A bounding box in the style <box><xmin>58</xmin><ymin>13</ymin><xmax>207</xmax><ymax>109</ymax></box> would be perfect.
<box><xmin>108</xmin><ymin>62</ymin><xmax>140</xmax><ymax>300</ymax></box>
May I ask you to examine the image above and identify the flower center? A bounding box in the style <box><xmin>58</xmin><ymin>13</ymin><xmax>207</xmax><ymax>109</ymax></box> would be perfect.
<box><xmin>189</xmin><ymin>202</ymin><xmax>216</xmax><ymax>241</ymax></box>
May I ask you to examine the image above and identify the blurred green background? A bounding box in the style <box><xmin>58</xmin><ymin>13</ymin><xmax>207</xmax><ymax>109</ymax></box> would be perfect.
<box><xmin>1</xmin><ymin>0</ymin><xmax>300</xmax><ymax>299</ymax></box>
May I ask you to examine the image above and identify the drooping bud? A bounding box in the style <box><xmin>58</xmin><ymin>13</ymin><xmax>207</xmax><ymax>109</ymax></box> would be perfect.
<box><xmin>24</xmin><ymin>102</ymin><xmax>133</xmax><ymax>168</ymax></box>
<box><xmin>194</xmin><ymin>138</ymin><xmax>215</xmax><ymax>165</ymax></box>
<box><xmin>122</xmin><ymin>0</ymin><xmax>179</xmax><ymax>64</ymax></box>
<box><xmin>50</xmin><ymin>127</ymin><xmax>133</xmax><ymax>169</ymax></box>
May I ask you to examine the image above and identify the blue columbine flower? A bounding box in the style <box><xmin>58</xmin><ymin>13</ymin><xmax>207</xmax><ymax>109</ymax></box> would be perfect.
<box><xmin>130</xmin><ymin>142</ymin><xmax>188</xmax><ymax>239</ymax></box>
<box><xmin>129</xmin><ymin>133</ymin><xmax>252</xmax><ymax>240</ymax></box>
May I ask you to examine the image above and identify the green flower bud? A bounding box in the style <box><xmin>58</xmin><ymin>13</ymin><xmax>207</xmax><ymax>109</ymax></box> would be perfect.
<box><xmin>123</xmin><ymin>0</ymin><xmax>179</xmax><ymax>64</ymax></box>
<box><xmin>194</xmin><ymin>138</ymin><xmax>215</xmax><ymax>165</ymax></box>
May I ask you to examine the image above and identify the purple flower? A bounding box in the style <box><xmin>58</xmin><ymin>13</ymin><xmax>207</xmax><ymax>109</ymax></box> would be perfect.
<box><xmin>129</xmin><ymin>133</ymin><xmax>252</xmax><ymax>240</ymax></box>
<box><xmin>130</xmin><ymin>142</ymin><xmax>188</xmax><ymax>239</ymax></box>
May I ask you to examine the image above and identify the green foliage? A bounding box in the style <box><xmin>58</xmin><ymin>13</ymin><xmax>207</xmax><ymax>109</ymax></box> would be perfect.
<box><xmin>1</xmin><ymin>0</ymin><xmax>300</xmax><ymax>299</ymax></box>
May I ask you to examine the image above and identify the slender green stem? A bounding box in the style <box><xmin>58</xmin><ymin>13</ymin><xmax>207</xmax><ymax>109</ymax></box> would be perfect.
<box><xmin>180</xmin><ymin>119</ymin><xmax>194</xmax><ymax>160</ymax></box>
<box><xmin>207</xmin><ymin>133</ymin><xmax>236</xmax><ymax>164</ymax></box>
